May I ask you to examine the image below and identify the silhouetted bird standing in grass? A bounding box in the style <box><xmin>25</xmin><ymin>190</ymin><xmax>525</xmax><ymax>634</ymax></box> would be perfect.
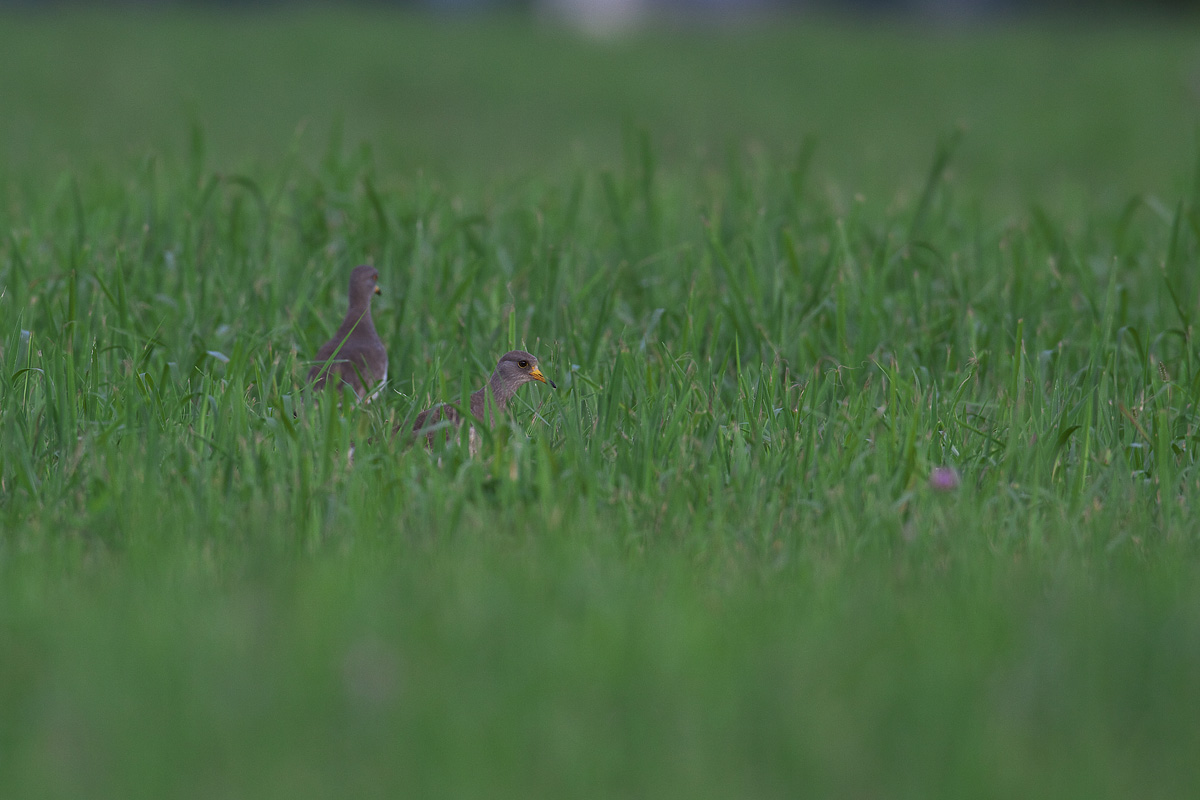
<box><xmin>307</xmin><ymin>265</ymin><xmax>387</xmax><ymax>402</ymax></box>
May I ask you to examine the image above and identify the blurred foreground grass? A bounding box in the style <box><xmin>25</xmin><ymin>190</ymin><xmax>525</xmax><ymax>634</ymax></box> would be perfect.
<box><xmin>2</xmin><ymin>10</ymin><xmax>1200</xmax><ymax>799</ymax></box>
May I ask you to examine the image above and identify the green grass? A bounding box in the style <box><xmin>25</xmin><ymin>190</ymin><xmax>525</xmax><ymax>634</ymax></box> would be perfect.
<box><xmin>3</xmin><ymin>9</ymin><xmax>1200</xmax><ymax>799</ymax></box>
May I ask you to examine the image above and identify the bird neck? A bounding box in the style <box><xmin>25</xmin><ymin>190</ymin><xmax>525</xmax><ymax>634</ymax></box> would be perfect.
<box><xmin>348</xmin><ymin>282</ymin><xmax>376</xmax><ymax>314</ymax></box>
<box><xmin>337</xmin><ymin>303</ymin><xmax>375</xmax><ymax>339</ymax></box>
<box><xmin>483</xmin><ymin>370</ymin><xmax>515</xmax><ymax>410</ymax></box>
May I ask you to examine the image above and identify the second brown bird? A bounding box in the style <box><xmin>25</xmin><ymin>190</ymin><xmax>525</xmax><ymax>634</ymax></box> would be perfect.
<box><xmin>307</xmin><ymin>265</ymin><xmax>388</xmax><ymax>402</ymax></box>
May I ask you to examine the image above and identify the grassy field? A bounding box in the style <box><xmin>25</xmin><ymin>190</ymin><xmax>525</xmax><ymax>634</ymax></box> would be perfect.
<box><xmin>3</xmin><ymin>8</ymin><xmax>1200</xmax><ymax>799</ymax></box>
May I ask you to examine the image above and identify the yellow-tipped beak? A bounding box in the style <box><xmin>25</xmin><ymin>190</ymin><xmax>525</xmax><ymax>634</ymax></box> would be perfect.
<box><xmin>374</xmin><ymin>285</ymin><xmax>382</xmax><ymax>295</ymax></box>
<box><xmin>529</xmin><ymin>366</ymin><xmax>547</xmax><ymax>384</ymax></box>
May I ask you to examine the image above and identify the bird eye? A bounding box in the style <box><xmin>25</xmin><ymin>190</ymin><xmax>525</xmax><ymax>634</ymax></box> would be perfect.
<box><xmin>518</xmin><ymin>360</ymin><xmax>528</xmax><ymax>368</ymax></box>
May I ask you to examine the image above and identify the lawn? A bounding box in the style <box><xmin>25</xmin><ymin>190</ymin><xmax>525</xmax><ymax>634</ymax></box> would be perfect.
<box><xmin>2</xmin><ymin>8</ymin><xmax>1200</xmax><ymax>799</ymax></box>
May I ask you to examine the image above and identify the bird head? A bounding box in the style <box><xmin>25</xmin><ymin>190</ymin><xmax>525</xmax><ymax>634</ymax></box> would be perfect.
<box><xmin>496</xmin><ymin>350</ymin><xmax>556</xmax><ymax>390</ymax></box>
<box><xmin>349</xmin><ymin>265</ymin><xmax>382</xmax><ymax>305</ymax></box>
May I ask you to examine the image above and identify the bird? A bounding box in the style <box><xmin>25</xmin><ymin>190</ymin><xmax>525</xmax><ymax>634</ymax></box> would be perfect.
<box><xmin>307</xmin><ymin>265</ymin><xmax>387</xmax><ymax>402</ymax></box>
<box><xmin>411</xmin><ymin>350</ymin><xmax>555</xmax><ymax>452</ymax></box>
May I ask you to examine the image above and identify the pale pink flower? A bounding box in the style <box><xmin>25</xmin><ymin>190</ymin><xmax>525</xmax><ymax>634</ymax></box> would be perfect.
<box><xmin>929</xmin><ymin>466</ymin><xmax>961</xmax><ymax>492</ymax></box>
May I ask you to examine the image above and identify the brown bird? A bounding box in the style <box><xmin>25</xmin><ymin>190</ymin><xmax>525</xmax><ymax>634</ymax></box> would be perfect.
<box><xmin>412</xmin><ymin>350</ymin><xmax>555</xmax><ymax>451</ymax></box>
<box><xmin>307</xmin><ymin>265</ymin><xmax>387</xmax><ymax>402</ymax></box>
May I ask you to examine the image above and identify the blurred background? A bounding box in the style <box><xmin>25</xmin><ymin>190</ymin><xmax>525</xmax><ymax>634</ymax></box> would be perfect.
<box><xmin>0</xmin><ymin>0</ymin><xmax>1197</xmax><ymax>211</ymax></box>
<box><xmin>1</xmin><ymin>0</ymin><xmax>1196</xmax><ymax>18</ymax></box>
